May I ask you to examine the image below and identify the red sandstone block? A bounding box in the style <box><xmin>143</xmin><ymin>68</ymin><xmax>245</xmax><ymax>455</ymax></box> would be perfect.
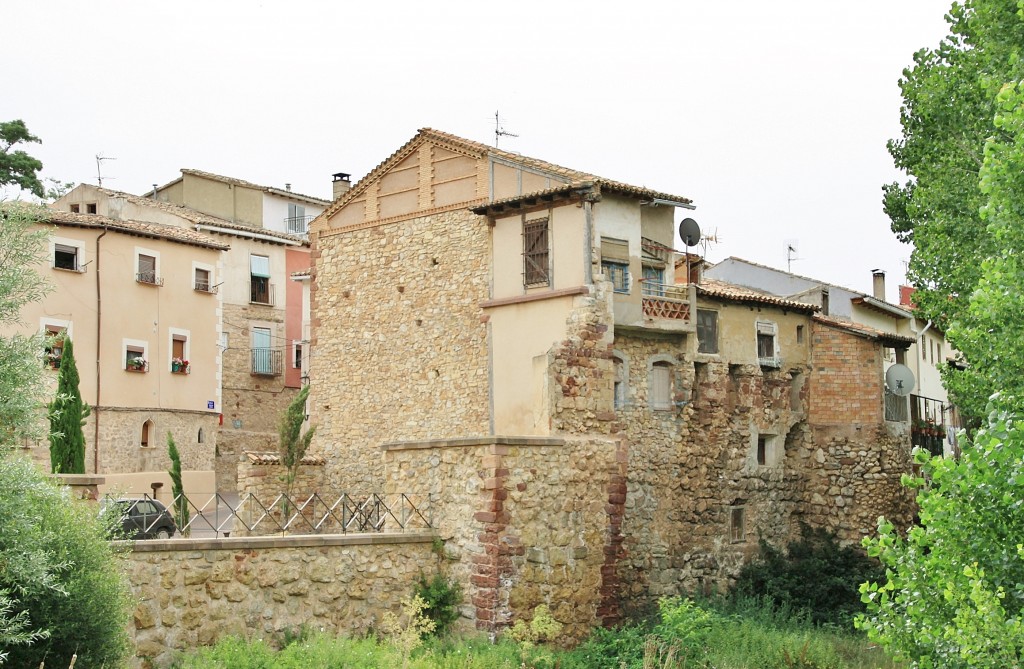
<box><xmin>471</xmin><ymin>575</ymin><xmax>499</xmax><ymax>588</ymax></box>
<box><xmin>608</xmin><ymin>493</ymin><xmax>626</xmax><ymax>505</ymax></box>
<box><xmin>472</xmin><ymin>594</ymin><xmax>498</xmax><ymax>607</ymax></box>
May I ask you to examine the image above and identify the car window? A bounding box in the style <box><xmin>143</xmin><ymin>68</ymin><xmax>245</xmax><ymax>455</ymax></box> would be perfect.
<box><xmin>138</xmin><ymin>502</ymin><xmax>156</xmax><ymax>514</ymax></box>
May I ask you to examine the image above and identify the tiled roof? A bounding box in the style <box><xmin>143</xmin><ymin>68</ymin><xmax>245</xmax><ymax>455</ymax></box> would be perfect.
<box><xmin>697</xmin><ymin>278</ymin><xmax>819</xmax><ymax>312</ymax></box>
<box><xmin>38</xmin><ymin>207</ymin><xmax>230</xmax><ymax>250</ymax></box>
<box><xmin>317</xmin><ymin>128</ymin><xmax>693</xmax><ymax>223</ymax></box>
<box><xmin>177</xmin><ymin>169</ymin><xmax>331</xmax><ymax>205</ymax></box>
<box><xmin>243</xmin><ymin>451</ymin><xmax>326</xmax><ymax>466</ymax></box>
<box><xmin>86</xmin><ymin>186</ymin><xmax>307</xmax><ymax>245</ymax></box>
<box><xmin>814</xmin><ymin>314</ymin><xmax>917</xmax><ymax>345</ymax></box>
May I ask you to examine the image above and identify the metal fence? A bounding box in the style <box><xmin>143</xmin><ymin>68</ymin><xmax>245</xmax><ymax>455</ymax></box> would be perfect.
<box><xmin>103</xmin><ymin>492</ymin><xmax>431</xmax><ymax>539</ymax></box>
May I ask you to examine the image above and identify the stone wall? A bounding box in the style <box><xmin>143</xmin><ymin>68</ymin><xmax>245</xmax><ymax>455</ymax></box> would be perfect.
<box><xmin>95</xmin><ymin>408</ymin><xmax>218</xmax><ymax>475</ymax></box>
<box><xmin>310</xmin><ymin>208</ymin><xmax>492</xmax><ymax>491</ymax></box>
<box><xmin>382</xmin><ymin>437</ymin><xmax>617</xmax><ymax>641</ymax></box>
<box><xmin>125</xmin><ymin>533</ymin><xmax>436</xmax><ymax>669</ymax></box>
<box><xmin>233</xmin><ymin>453</ymin><xmax>328</xmax><ymax>536</ymax></box>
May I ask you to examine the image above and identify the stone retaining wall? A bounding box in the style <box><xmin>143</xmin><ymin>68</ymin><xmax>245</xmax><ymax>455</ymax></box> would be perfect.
<box><xmin>125</xmin><ymin>532</ymin><xmax>436</xmax><ymax>668</ymax></box>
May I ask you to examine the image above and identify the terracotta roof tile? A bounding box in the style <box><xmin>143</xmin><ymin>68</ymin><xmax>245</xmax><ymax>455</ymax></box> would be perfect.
<box><xmin>36</xmin><ymin>206</ymin><xmax>230</xmax><ymax>250</ymax></box>
<box><xmin>814</xmin><ymin>314</ymin><xmax>917</xmax><ymax>345</ymax></box>
<box><xmin>243</xmin><ymin>451</ymin><xmax>325</xmax><ymax>466</ymax></box>
<box><xmin>697</xmin><ymin>278</ymin><xmax>819</xmax><ymax>312</ymax></box>
<box><xmin>176</xmin><ymin>169</ymin><xmax>331</xmax><ymax>206</ymax></box>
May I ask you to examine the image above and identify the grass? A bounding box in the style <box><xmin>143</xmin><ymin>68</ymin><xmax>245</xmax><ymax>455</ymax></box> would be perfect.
<box><xmin>170</xmin><ymin>597</ymin><xmax>897</xmax><ymax>669</ymax></box>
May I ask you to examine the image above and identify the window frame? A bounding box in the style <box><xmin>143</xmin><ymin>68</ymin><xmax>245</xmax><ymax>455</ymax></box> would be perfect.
<box><xmin>168</xmin><ymin>328</ymin><xmax>190</xmax><ymax>373</ymax></box>
<box><xmin>522</xmin><ymin>217</ymin><xmax>550</xmax><ymax>287</ymax></box>
<box><xmin>612</xmin><ymin>350</ymin><xmax>629</xmax><ymax>410</ymax></box>
<box><xmin>135</xmin><ymin>247</ymin><xmax>162</xmax><ymax>286</ymax></box>
<box><xmin>123</xmin><ymin>339</ymin><xmax>149</xmax><ymax>372</ymax></box>
<box><xmin>648</xmin><ymin>356</ymin><xmax>677</xmax><ymax>412</ymax></box>
<box><xmin>756</xmin><ymin>321</ymin><xmax>779</xmax><ymax>368</ymax></box>
<box><xmin>250</xmin><ymin>254</ymin><xmax>272</xmax><ymax>305</ymax></box>
<box><xmin>50</xmin><ymin>237</ymin><xmax>86</xmax><ymax>273</ymax></box>
<box><xmin>730</xmin><ymin>505</ymin><xmax>747</xmax><ymax>543</ymax></box>
<box><xmin>696</xmin><ymin>309</ymin><xmax>719</xmax><ymax>354</ymax></box>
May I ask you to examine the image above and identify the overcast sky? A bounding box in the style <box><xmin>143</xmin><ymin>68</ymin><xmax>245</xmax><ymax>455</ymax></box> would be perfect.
<box><xmin>3</xmin><ymin>1</ymin><xmax>953</xmax><ymax>299</ymax></box>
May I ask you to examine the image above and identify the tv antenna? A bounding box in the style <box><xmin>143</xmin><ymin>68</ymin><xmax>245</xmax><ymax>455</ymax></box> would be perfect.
<box><xmin>95</xmin><ymin>154</ymin><xmax>117</xmax><ymax>187</ymax></box>
<box><xmin>494</xmin><ymin>111</ymin><xmax>518</xmax><ymax>148</ymax></box>
<box><xmin>784</xmin><ymin>239</ymin><xmax>800</xmax><ymax>273</ymax></box>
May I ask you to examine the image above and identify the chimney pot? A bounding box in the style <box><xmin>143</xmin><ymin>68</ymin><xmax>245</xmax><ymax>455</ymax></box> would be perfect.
<box><xmin>332</xmin><ymin>172</ymin><xmax>352</xmax><ymax>200</ymax></box>
<box><xmin>872</xmin><ymin>269</ymin><xmax>886</xmax><ymax>301</ymax></box>
<box><xmin>285</xmin><ymin>183</ymin><xmax>292</xmax><ymax>192</ymax></box>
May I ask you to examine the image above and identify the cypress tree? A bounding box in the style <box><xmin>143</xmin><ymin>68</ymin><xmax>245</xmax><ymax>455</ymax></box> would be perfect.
<box><xmin>48</xmin><ymin>336</ymin><xmax>90</xmax><ymax>474</ymax></box>
<box><xmin>167</xmin><ymin>432</ymin><xmax>189</xmax><ymax>534</ymax></box>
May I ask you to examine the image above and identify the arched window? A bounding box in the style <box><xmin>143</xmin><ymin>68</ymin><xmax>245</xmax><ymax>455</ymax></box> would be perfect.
<box><xmin>141</xmin><ymin>420</ymin><xmax>153</xmax><ymax>448</ymax></box>
<box><xmin>649</xmin><ymin>359</ymin><xmax>675</xmax><ymax>411</ymax></box>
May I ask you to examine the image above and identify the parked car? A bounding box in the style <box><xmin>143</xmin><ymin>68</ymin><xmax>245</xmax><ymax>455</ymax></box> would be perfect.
<box><xmin>102</xmin><ymin>498</ymin><xmax>177</xmax><ymax>539</ymax></box>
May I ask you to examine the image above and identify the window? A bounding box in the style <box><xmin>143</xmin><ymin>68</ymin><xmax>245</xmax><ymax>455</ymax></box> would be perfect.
<box><xmin>170</xmin><ymin>331</ymin><xmax>189</xmax><ymax>373</ymax></box>
<box><xmin>141</xmin><ymin>420</ymin><xmax>153</xmax><ymax>448</ymax></box>
<box><xmin>197</xmin><ymin>428</ymin><xmax>204</xmax><ymax>444</ymax></box>
<box><xmin>51</xmin><ymin>238</ymin><xmax>85</xmax><ymax>272</ymax></box>
<box><xmin>921</xmin><ymin>336</ymin><xmax>927</xmax><ymax>360</ymax></box>
<box><xmin>642</xmin><ymin>265</ymin><xmax>665</xmax><ymax>297</ymax></box>
<box><xmin>756</xmin><ymin>321</ymin><xmax>779</xmax><ymax>368</ymax></box>
<box><xmin>44</xmin><ymin>324</ymin><xmax>66</xmax><ymax>368</ymax></box>
<box><xmin>730</xmin><ymin>505</ymin><xmax>746</xmax><ymax>543</ymax></box>
<box><xmin>86</xmin><ymin>203</ymin><xmax>97</xmax><ymax>214</ymax></box>
<box><xmin>124</xmin><ymin>340</ymin><xmax>148</xmax><ymax>372</ymax></box>
<box><xmin>601</xmin><ymin>238</ymin><xmax>630</xmax><ymax>293</ymax></box>
<box><xmin>293</xmin><ymin>341</ymin><xmax>303</xmax><ymax>369</ymax></box>
<box><xmin>613</xmin><ymin>353</ymin><xmax>628</xmax><ymax>410</ymax></box>
<box><xmin>796</xmin><ymin>325</ymin><xmax>804</xmax><ymax>344</ymax></box>
<box><xmin>650</xmin><ymin>360</ymin><xmax>673</xmax><ymax>411</ymax></box>
<box><xmin>696</xmin><ymin>309</ymin><xmax>719</xmax><ymax>354</ymax></box>
<box><xmin>821</xmin><ymin>288</ymin><xmax>830</xmax><ymax>316</ymax></box>
<box><xmin>287</xmin><ymin>203</ymin><xmax>307</xmax><ymax>234</ymax></box>
<box><xmin>69</xmin><ymin>204</ymin><xmax>80</xmax><ymax>213</ymax></box>
<box><xmin>194</xmin><ymin>267</ymin><xmax>212</xmax><ymax>292</ymax></box>
<box><xmin>523</xmin><ymin>218</ymin><xmax>550</xmax><ymax>286</ymax></box>
<box><xmin>136</xmin><ymin>252</ymin><xmax>161</xmax><ymax>285</ymax></box>
<box><xmin>755</xmin><ymin>434</ymin><xmax>778</xmax><ymax>466</ymax></box>
<box><xmin>251</xmin><ymin>326</ymin><xmax>279</xmax><ymax>375</ymax></box>
<box><xmin>250</xmin><ymin>255</ymin><xmax>272</xmax><ymax>304</ymax></box>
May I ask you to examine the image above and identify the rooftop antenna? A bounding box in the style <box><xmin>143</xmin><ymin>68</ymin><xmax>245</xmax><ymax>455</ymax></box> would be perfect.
<box><xmin>784</xmin><ymin>239</ymin><xmax>800</xmax><ymax>273</ymax></box>
<box><xmin>95</xmin><ymin>154</ymin><xmax>116</xmax><ymax>187</ymax></box>
<box><xmin>494</xmin><ymin>111</ymin><xmax>518</xmax><ymax>148</ymax></box>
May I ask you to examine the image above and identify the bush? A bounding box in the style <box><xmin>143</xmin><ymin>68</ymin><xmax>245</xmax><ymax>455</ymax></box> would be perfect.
<box><xmin>414</xmin><ymin>571</ymin><xmax>462</xmax><ymax>636</ymax></box>
<box><xmin>0</xmin><ymin>454</ymin><xmax>132</xmax><ymax>667</ymax></box>
<box><xmin>731</xmin><ymin>524</ymin><xmax>883</xmax><ymax>627</ymax></box>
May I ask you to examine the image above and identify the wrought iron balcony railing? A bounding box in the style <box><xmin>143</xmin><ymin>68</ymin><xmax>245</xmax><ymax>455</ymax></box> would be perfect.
<box><xmin>285</xmin><ymin>215</ymin><xmax>314</xmax><ymax>234</ymax></box>
<box><xmin>251</xmin><ymin>348</ymin><xmax>283</xmax><ymax>376</ymax></box>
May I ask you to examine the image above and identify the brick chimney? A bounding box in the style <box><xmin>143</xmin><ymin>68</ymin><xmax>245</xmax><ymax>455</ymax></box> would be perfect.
<box><xmin>332</xmin><ymin>172</ymin><xmax>351</xmax><ymax>201</ymax></box>
<box><xmin>871</xmin><ymin>269</ymin><xmax>886</xmax><ymax>301</ymax></box>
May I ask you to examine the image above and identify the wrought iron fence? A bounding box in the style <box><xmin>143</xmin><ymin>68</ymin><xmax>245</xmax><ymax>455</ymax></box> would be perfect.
<box><xmin>250</xmin><ymin>348</ymin><xmax>283</xmax><ymax>376</ymax></box>
<box><xmin>103</xmin><ymin>492</ymin><xmax>431</xmax><ymax>539</ymax></box>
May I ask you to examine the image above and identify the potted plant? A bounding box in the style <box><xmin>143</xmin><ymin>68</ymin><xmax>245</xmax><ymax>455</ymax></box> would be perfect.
<box><xmin>127</xmin><ymin>357</ymin><xmax>148</xmax><ymax>372</ymax></box>
<box><xmin>171</xmin><ymin>357</ymin><xmax>190</xmax><ymax>374</ymax></box>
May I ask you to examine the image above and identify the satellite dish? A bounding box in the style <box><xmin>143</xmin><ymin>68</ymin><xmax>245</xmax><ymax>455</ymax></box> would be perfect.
<box><xmin>885</xmin><ymin>364</ymin><xmax>916</xmax><ymax>396</ymax></box>
<box><xmin>679</xmin><ymin>218</ymin><xmax>701</xmax><ymax>247</ymax></box>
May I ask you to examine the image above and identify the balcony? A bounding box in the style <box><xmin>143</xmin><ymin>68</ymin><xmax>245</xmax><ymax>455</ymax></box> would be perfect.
<box><xmin>640</xmin><ymin>280</ymin><xmax>692</xmax><ymax>321</ymax></box>
<box><xmin>194</xmin><ymin>280</ymin><xmax>218</xmax><ymax>294</ymax></box>
<box><xmin>285</xmin><ymin>215</ymin><xmax>314</xmax><ymax>235</ymax></box>
<box><xmin>251</xmin><ymin>348</ymin><xmax>283</xmax><ymax>376</ymax></box>
<box><xmin>250</xmin><ymin>281</ymin><xmax>276</xmax><ymax>306</ymax></box>
<box><xmin>136</xmin><ymin>271</ymin><xmax>164</xmax><ymax>286</ymax></box>
<box><xmin>910</xmin><ymin>393</ymin><xmax>947</xmax><ymax>456</ymax></box>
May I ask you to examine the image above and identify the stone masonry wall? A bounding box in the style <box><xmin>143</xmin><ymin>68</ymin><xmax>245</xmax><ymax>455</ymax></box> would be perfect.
<box><xmin>382</xmin><ymin>437</ymin><xmax>617</xmax><ymax>641</ymax></box>
<box><xmin>125</xmin><ymin>533</ymin><xmax>435</xmax><ymax>669</ymax></box>
<box><xmin>310</xmin><ymin>209</ymin><xmax>491</xmax><ymax>491</ymax></box>
<box><xmin>95</xmin><ymin>408</ymin><xmax>217</xmax><ymax>475</ymax></box>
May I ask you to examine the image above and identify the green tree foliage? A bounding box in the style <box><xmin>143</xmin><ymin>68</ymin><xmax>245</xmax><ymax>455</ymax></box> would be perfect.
<box><xmin>278</xmin><ymin>384</ymin><xmax>315</xmax><ymax>499</ymax></box>
<box><xmin>168</xmin><ymin>431</ymin><xmax>189</xmax><ymax>534</ymax></box>
<box><xmin>413</xmin><ymin>571</ymin><xmax>463</xmax><ymax>636</ymax></box>
<box><xmin>885</xmin><ymin>0</ymin><xmax>1024</xmax><ymax>419</ymax></box>
<box><xmin>731</xmin><ymin>524</ymin><xmax>884</xmax><ymax>627</ymax></box>
<box><xmin>0</xmin><ymin>454</ymin><xmax>132</xmax><ymax>667</ymax></box>
<box><xmin>858</xmin><ymin>403</ymin><xmax>1024</xmax><ymax>667</ymax></box>
<box><xmin>0</xmin><ymin>202</ymin><xmax>49</xmax><ymax>448</ymax></box>
<box><xmin>47</xmin><ymin>336</ymin><xmax>90</xmax><ymax>474</ymax></box>
<box><xmin>0</xmin><ymin>120</ymin><xmax>44</xmax><ymax>199</ymax></box>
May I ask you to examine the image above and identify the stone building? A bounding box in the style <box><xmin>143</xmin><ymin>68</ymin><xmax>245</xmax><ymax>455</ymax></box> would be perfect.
<box><xmin>307</xmin><ymin>129</ymin><xmax>916</xmax><ymax>633</ymax></box>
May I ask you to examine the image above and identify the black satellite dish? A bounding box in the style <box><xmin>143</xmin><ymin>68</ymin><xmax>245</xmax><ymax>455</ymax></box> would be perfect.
<box><xmin>679</xmin><ymin>218</ymin><xmax>701</xmax><ymax>247</ymax></box>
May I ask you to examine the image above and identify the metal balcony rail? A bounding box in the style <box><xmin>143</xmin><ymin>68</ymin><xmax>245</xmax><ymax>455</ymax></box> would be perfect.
<box><xmin>136</xmin><ymin>271</ymin><xmax>164</xmax><ymax>286</ymax></box>
<box><xmin>251</xmin><ymin>348</ymin><xmax>283</xmax><ymax>376</ymax></box>
<box><xmin>640</xmin><ymin>280</ymin><xmax>691</xmax><ymax>321</ymax></box>
<box><xmin>884</xmin><ymin>389</ymin><xmax>909</xmax><ymax>422</ymax></box>
<box><xmin>250</xmin><ymin>281</ymin><xmax>276</xmax><ymax>305</ymax></box>
<box><xmin>285</xmin><ymin>215</ymin><xmax>314</xmax><ymax>234</ymax></box>
<box><xmin>194</xmin><ymin>280</ymin><xmax>218</xmax><ymax>293</ymax></box>
<box><xmin>103</xmin><ymin>492</ymin><xmax>431</xmax><ymax>539</ymax></box>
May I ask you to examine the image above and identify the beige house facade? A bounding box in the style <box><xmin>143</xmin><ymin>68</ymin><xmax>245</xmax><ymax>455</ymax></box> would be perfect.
<box><xmin>307</xmin><ymin>129</ymin><xmax>917</xmax><ymax>635</ymax></box>
<box><xmin>3</xmin><ymin>207</ymin><xmax>226</xmax><ymax>481</ymax></box>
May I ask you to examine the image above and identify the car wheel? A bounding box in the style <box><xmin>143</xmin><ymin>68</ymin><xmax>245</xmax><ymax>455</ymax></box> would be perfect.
<box><xmin>156</xmin><ymin>528</ymin><xmax>171</xmax><ymax>540</ymax></box>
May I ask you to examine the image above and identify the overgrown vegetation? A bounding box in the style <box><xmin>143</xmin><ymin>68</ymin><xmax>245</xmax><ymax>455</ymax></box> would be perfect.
<box><xmin>413</xmin><ymin>571</ymin><xmax>462</xmax><ymax>637</ymax></box>
<box><xmin>731</xmin><ymin>524</ymin><xmax>883</xmax><ymax>628</ymax></box>
<box><xmin>0</xmin><ymin>455</ymin><xmax>132</xmax><ymax>667</ymax></box>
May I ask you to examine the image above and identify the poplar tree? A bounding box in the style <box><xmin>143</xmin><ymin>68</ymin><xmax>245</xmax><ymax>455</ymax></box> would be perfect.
<box><xmin>47</xmin><ymin>336</ymin><xmax>90</xmax><ymax>474</ymax></box>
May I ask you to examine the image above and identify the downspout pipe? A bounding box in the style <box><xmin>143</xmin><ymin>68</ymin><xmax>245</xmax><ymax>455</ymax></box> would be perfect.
<box><xmin>93</xmin><ymin>225</ymin><xmax>108</xmax><ymax>474</ymax></box>
<box><xmin>909</xmin><ymin>318</ymin><xmax>933</xmax><ymax>399</ymax></box>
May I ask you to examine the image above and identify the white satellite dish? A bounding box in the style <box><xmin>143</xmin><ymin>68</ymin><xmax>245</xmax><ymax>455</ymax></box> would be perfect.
<box><xmin>885</xmin><ymin>364</ymin><xmax>916</xmax><ymax>396</ymax></box>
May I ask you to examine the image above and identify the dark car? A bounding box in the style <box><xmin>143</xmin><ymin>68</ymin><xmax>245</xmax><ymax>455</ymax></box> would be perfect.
<box><xmin>102</xmin><ymin>498</ymin><xmax>177</xmax><ymax>539</ymax></box>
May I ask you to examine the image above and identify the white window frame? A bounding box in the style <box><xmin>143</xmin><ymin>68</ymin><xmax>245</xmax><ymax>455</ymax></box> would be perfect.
<box><xmin>192</xmin><ymin>261</ymin><xmax>215</xmax><ymax>293</ymax></box>
<box><xmin>50</xmin><ymin>236</ymin><xmax>86</xmax><ymax>273</ymax></box>
<box><xmin>168</xmin><ymin>328</ymin><xmax>190</xmax><ymax>372</ymax></box>
<box><xmin>122</xmin><ymin>338</ymin><xmax>149</xmax><ymax>370</ymax></box>
<box><xmin>135</xmin><ymin>246</ymin><xmax>161</xmax><ymax>285</ymax></box>
<box><xmin>756</xmin><ymin>320</ymin><xmax>780</xmax><ymax>368</ymax></box>
<box><xmin>40</xmin><ymin>317</ymin><xmax>74</xmax><ymax>341</ymax></box>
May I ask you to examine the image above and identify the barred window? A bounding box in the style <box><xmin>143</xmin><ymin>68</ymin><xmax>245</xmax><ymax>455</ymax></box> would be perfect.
<box><xmin>523</xmin><ymin>218</ymin><xmax>550</xmax><ymax>286</ymax></box>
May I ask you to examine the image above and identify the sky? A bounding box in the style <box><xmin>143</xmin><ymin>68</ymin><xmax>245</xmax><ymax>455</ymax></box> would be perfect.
<box><xmin>2</xmin><ymin>1</ymin><xmax>954</xmax><ymax>300</ymax></box>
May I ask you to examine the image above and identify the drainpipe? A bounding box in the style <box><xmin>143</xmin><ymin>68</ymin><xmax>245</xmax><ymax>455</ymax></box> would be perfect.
<box><xmin>93</xmin><ymin>225</ymin><xmax>108</xmax><ymax>474</ymax></box>
<box><xmin>909</xmin><ymin>318</ymin><xmax>933</xmax><ymax>407</ymax></box>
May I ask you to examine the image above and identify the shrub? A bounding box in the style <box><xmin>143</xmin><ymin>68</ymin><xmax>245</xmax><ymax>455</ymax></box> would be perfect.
<box><xmin>0</xmin><ymin>454</ymin><xmax>132</xmax><ymax>667</ymax></box>
<box><xmin>414</xmin><ymin>571</ymin><xmax>462</xmax><ymax>636</ymax></box>
<box><xmin>731</xmin><ymin>524</ymin><xmax>883</xmax><ymax>627</ymax></box>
